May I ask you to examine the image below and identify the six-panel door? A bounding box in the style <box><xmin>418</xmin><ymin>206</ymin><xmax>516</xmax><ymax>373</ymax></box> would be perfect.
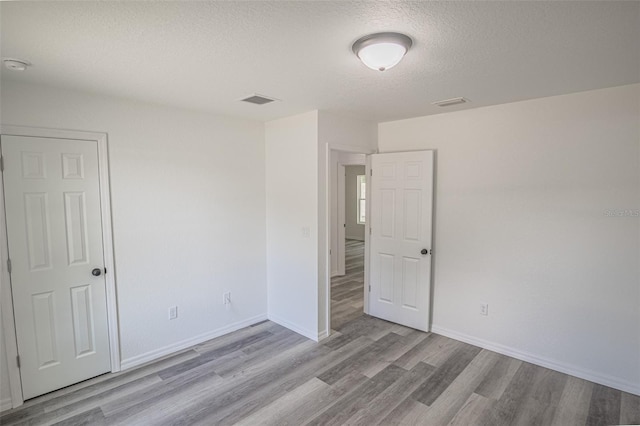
<box><xmin>2</xmin><ymin>135</ymin><xmax>111</xmax><ymax>399</ymax></box>
<box><xmin>369</xmin><ymin>151</ymin><xmax>434</xmax><ymax>331</ymax></box>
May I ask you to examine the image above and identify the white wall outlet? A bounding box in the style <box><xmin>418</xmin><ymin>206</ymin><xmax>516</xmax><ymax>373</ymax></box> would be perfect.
<box><xmin>223</xmin><ymin>292</ymin><xmax>231</xmax><ymax>305</ymax></box>
<box><xmin>169</xmin><ymin>306</ymin><xmax>178</xmax><ymax>320</ymax></box>
<box><xmin>480</xmin><ymin>303</ymin><xmax>489</xmax><ymax>316</ymax></box>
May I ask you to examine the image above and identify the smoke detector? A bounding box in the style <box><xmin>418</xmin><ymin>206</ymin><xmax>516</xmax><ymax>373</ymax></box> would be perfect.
<box><xmin>3</xmin><ymin>58</ymin><xmax>31</xmax><ymax>71</ymax></box>
<box><xmin>432</xmin><ymin>97</ymin><xmax>469</xmax><ymax>107</ymax></box>
<box><xmin>240</xmin><ymin>94</ymin><xmax>279</xmax><ymax>105</ymax></box>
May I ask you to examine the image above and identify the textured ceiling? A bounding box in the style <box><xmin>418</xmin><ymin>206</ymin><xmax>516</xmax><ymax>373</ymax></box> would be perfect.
<box><xmin>1</xmin><ymin>1</ymin><xmax>638</xmax><ymax>122</ymax></box>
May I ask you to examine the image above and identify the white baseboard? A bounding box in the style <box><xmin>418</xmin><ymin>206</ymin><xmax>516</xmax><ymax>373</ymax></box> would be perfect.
<box><xmin>345</xmin><ymin>236</ymin><xmax>364</xmax><ymax>241</ymax></box>
<box><xmin>431</xmin><ymin>324</ymin><xmax>640</xmax><ymax>396</ymax></box>
<box><xmin>268</xmin><ymin>314</ymin><xmax>318</xmax><ymax>342</ymax></box>
<box><xmin>120</xmin><ymin>313</ymin><xmax>268</xmax><ymax>370</ymax></box>
<box><xmin>317</xmin><ymin>329</ymin><xmax>329</xmax><ymax>341</ymax></box>
<box><xmin>331</xmin><ymin>270</ymin><xmax>339</xmax><ymax>278</ymax></box>
<box><xmin>0</xmin><ymin>398</ymin><xmax>12</xmax><ymax>413</ymax></box>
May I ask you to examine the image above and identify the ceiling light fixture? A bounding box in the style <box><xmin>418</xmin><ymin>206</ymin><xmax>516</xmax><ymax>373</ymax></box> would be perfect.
<box><xmin>3</xmin><ymin>58</ymin><xmax>31</xmax><ymax>71</ymax></box>
<box><xmin>352</xmin><ymin>32</ymin><xmax>412</xmax><ymax>72</ymax></box>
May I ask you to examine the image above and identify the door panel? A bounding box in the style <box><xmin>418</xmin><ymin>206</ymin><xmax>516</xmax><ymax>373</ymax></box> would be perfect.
<box><xmin>369</xmin><ymin>151</ymin><xmax>434</xmax><ymax>331</ymax></box>
<box><xmin>2</xmin><ymin>135</ymin><xmax>110</xmax><ymax>399</ymax></box>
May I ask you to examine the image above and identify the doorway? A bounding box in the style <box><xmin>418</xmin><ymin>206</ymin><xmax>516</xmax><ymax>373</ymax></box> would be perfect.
<box><xmin>329</xmin><ymin>154</ymin><xmax>367</xmax><ymax>331</ymax></box>
<box><xmin>0</xmin><ymin>126</ymin><xmax>119</xmax><ymax>407</ymax></box>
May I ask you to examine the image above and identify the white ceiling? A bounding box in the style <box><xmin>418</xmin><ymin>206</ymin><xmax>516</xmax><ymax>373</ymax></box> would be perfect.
<box><xmin>1</xmin><ymin>1</ymin><xmax>638</xmax><ymax>123</ymax></box>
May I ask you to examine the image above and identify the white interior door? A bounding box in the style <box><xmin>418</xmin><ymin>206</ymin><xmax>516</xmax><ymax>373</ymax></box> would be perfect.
<box><xmin>369</xmin><ymin>151</ymin><xmax>434</xmax><ymax>331</ymax></box>
<box><xmin>2</xmin><ymin>135</ymin><xmax>111</xmax><ymax>399</ymax></box>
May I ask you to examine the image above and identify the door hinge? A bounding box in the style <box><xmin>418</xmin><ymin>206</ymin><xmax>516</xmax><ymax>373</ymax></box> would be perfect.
<box><xmin>368</xmin><ymin>285</ymin><xmax>371</xmax><ymax>292</ymax></box>
<box><xmin>370</xmin><ymin>169</ymin><xmax>372</xmax><ymax>176</ymax></box>
<box><xmin>16</xmin><ymin>355</ymin><xmax>20</xmax><ymax>369</ymax></box>
<box><xmin>6</xmin><ymin>258</ymin><xmax>11</xmax><ymax>274</ymax></box>
<box><xmin>369</xmin><ymin>228</ymin><xmax>372</xmax><ymax>235</ymax></box>
<box><xmin>0</xmin><ymin>155</ymin><xmax>4</xmax><ymax>172</ymax></box>
<box><xmin>329</xmin><ymin>249</ymin><xmax>331</xmax><ymax>255</ymax></box>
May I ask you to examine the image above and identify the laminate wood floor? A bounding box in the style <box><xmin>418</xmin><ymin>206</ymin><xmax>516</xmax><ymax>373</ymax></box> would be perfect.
<box><xmin>2</xmin><ymin>239</ymin><xmax>638</xmax><ymax>425</ymax></box>
<box><xmin>331</xmin><ymin>239</ymin><xmax>365</xmax><ymax>330</ymax></box>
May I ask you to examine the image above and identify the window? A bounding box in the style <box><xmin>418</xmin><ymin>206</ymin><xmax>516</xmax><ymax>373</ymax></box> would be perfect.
<box><xmin>357</xmin><ymin>174</ymin><xmax>366</xmax><ymax>224</ymax></box>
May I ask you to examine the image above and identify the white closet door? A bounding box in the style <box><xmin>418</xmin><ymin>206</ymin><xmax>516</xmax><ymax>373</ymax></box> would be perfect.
<box><xmin>2</xmin><ymin>135</ymin><xmax>111</xmax><ymax>399</ymax></box>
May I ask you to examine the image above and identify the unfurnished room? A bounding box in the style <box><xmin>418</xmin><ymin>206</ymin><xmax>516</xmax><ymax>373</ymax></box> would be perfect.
<box><xmin>0</xmin><ymin>1</ymin><xmax>638</xmax><ymax>425</ymax></box>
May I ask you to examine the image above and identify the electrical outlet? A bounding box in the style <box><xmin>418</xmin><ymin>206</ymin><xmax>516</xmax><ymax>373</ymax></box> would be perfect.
<box><xmin>169</xmin><ymin>306</ymin><xmax>178</xmax><ymax>320</ymax></box>
<box><xmin>223</xmin><ymin>292</ymin><xmax>231</xmax><ymax>305</ymax></box>
<box><xmin>480</xmin><ymin>303</ymin><xmax>489</xmax><ymax>316</ymax></box>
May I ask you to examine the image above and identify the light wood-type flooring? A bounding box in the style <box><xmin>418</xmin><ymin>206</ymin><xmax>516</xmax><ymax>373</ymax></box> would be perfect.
<box><xmin>1</xmin><ymin>239</ymin><xmax>638</xmax><ymax>425</ymax></box>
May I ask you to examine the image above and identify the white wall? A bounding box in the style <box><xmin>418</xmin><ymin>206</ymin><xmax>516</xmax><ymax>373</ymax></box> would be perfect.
<box><xmin>345</xmin><ymin>165</ymin><xmax>366</xmax><ymax>241</ymax></box>
<box><xmin>265</xmin><ymin>111</ymin><xmax>319</xmax><ymax>340</ymax></box>
<box><xmin>330</xmin><ymin>152</ymin><xmax>365</xmax><ymax>276</ymax></box>
<box><xmin>0</xmin><ymin>80</ymin><xmax>267</xmax><ymax>383</ymax></box>
<box><xmin>378</xmin><ymin>84</ymin><xmax>640</xmax><ymax>394</ymax></box>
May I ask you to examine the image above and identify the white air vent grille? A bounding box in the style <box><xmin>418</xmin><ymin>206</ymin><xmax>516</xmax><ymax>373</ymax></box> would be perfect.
<box><xmin>432</xmin><ymin>97</ymin><xmax>469</xmax><ymax>107</ymax></box>
<box><xmin>240</xmin><ymin>94</ymin><xmax>279</xmax><ymax>105</ymax></box>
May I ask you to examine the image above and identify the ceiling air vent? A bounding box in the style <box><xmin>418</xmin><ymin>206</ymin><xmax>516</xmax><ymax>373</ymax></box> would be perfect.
<box><xmin>240</xmin><ymin>94</ymin><xmax>279</xmax><ymax>105</ymax></box>
<box><xmin>432</xmin><ymin>97</ymin><xmax>469</xmax><ymax>107</ymax></box>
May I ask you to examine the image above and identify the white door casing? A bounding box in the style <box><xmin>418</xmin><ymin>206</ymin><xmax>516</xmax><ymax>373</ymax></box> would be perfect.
<box><xmin>369</xmin><ymin>151</ymin><xmax>434</xmax><ymax>332</ymax></box>
<box><xmin>337</xmin><ymin>164</ymin><xmax>346</xmax><ymax>276</ymax></box>
<box><xmin>2</xmin><ymin>135</ymin><xmax>111</xmax><ymax>399</ymax></box>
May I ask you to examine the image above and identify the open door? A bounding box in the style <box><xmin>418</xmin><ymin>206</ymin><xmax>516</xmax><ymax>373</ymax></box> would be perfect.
<box><xmin>369</xmin><ymin>151</ymin><xmax>434</xmax><ymax>331</ymax></box>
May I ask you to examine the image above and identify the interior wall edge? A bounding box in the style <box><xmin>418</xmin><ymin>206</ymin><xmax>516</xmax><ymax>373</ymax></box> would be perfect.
<box><xmin>267</xmin><ymin>313</ymin><xmax>319</xmax><ymax>342</ymax></box>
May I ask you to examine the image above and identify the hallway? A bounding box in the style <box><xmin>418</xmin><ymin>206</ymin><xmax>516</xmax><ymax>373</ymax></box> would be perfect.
<box><xmin>330</xmin><ymin>239</ymin><xmax>365</xmax><ymax>330</ymax></box>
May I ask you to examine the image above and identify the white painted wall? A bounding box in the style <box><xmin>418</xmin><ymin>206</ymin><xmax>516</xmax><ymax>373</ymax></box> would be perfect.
<box><xmin>0</xmin><ymin>80</ymin><xmax>267</xmax><ymax>385</ymax></box>
<box><xmin>330</xmin><ymin>152</ymin><xmax>365</xmax><ymax>276</ymax></box>
<box><xmin>378</xmin><ymin>84</ymin><xmax>640</xmax><ymax>394</ymax></box>
<box><xmin>265</xmin><ymin>111</ymin><xmax>319</xmax><ymax>340</ymax></box>
<box><xmin>345</xmin><ymin>165</ymin><xmax>366</xmax><ymax>241</ymax></box>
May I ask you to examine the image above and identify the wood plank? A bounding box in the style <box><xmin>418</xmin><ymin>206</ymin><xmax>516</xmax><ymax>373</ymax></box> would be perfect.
<box><xmin>344</xmin><ymin>362</ymin><xmax>436</xmax><ymax>426</ymax></box>
<box><xmin>317</xmin><ymin>332</ymin><xmax>405</xmax><ymax>385</ymax></box>
<box><xmin>417</xmin><ymin>349</ymin><xmax>501</xmax><ymax>425</ymax></box>
<box><xmin>411</xmin><ymin>343</ymin><xmax>483</xmax><ymax>406</ymax></box>
<box><xmin>361</xmin><ymin>330</ymin><xmax>429</xmax><ymax>378</ymax></box>
<box><xmin>551</xmin><ymin>376</ymin><xmax>593</xmax><ymax>426</ymax></box>
<box><xmin>448</xmin><ymin>393</ymin><xmax>495</xmax><ymax>426</ymax></box>
<box><xmin>477</xmin><ymin>362</ymin><xmax>540</xmax><ymax>426</ymax></box>
<box><xmin>620</xmin><ymin>391</ymin><xmax>640</xmax><ymax>425</ymax></box>
<box><xmin>586</xmin><ymin>383</ymin><xmax>621</xmax><ymax>426</ymax></box>
<box><xmin>474</xmin><ymin>353</ymin><xmax>522</xmax><ymax>400</ymax></box>
<box><xmin>306</xmin><ymin>364</ymin><xmax>407</xmax><ymax>425</ymax></box>
<box><xmin>511</xmin><ymin>367</ymin><xmax>567</xmax><ymax>426</ymax></box>
<box><xmin>234</xmin><ymin>378</ymin><xmax>331</xmax><ymax>426</ymax></box>
<box><xmin>50</xmin><ymin>407</ymin><xmax>105</xmax><ymax>426</ymax></box>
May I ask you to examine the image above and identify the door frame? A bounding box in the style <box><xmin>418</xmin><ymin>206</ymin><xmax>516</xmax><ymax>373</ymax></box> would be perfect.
<box><xmin>0</xmin><ymin>125</ymin><xmax>120</xmax><ymax>409</ymax></box>
<box><xmin>335</xmin><ymin>162</ymin><xmax>367</xmax><ymax>277</ymax></box>
<box><xmin>324</xmin><ymin>143</ymin><xmax>375</xmax><ymax>336</ymax></box>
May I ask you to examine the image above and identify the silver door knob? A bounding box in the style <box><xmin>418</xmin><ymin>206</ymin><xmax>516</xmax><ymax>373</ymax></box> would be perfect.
<box><xmin>421</xmin><ymin>249</ymin><xmax>428</xmax><ymax>255</ymax></box>
<box><xmin>91</xmin><ymin>268</ymin><xmax>102</xmax><ymax>276</ymax></box>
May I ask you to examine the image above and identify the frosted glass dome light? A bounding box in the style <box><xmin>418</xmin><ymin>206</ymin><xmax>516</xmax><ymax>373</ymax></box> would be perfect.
<box><xmin>352</xmin><ymin>32</ymin><xmax>412</xmax><ymax>71</ymax></box>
